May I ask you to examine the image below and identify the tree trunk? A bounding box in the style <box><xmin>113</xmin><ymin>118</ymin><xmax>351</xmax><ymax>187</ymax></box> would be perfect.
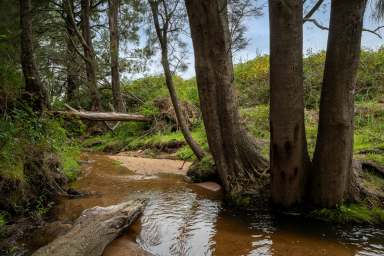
<box><xmin>185</xmin><ymin>0</ymin><xmax>268</xmax><ymax>195</ymax></box>
<box><xmin>55</xmin><ymin>109</ymin><xmax>151</xmax><ymax>122</ymax></box>
<box><xmin>108</xmin><ymin>0</ymin><xmax>125</xmax><ymax>112</ymax></box>
<box><xmin>148</xmin><ymin>0</ymin><xmax>205</xmax><ymax>160</ymax></box>
<box><xmin>81</xmin><ymin>0</ymin><xmax>102</xmax><ymax>111</ymax></box>
<box><xmin>311</xmin><ymin>0</ymin><xmax>367</xmax><ymax>208</ymax></box>
<box><xmin>20</xmin><ymin>0</ymin><xmax>48</xmax><ymax>111</ymax></box>
<box><xmin>32</xmin><ymin>200</ymin><xmax>146</xmax><ymax>256</ymax></box>
<box><xmin>65</xmin><ymin>0</ymin><xmax>79</xmax><ymax>105</ymax></box>
<box><xmin>269</xmin><ymin>0</ymin><xmax>310</xmax><ymax>207</ymax></box>
<box><xmin>162</xmin><ymin>52</ymin><xmax>205</xmax><ymax>160</ymax></box>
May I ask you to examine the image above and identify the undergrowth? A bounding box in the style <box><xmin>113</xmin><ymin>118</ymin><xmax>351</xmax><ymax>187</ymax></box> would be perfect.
<box><xmin>0</xmin><ymin>109</ymin><xmax>81</xmax><ymax>182</ymax></box>
<box><xmin>0</xmin><ymin>108</ymin><xmax>81</xmax><ymax>219</ymax></box>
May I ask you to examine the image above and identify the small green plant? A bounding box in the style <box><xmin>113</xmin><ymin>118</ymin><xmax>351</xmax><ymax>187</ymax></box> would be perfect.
<box><xmin>34</xmin><ymin>195</ymin><xmax>54</xmax><ymax>218</ymax></box>
<box><xmin>0</xmin><ymin>212</ymin><xmax>7</xmax><ymax>229</ymax></box>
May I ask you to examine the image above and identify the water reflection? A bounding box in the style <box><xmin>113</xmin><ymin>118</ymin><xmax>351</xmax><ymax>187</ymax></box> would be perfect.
<box><xmin>43</xmin><ymin>154</ymin><xmax>384</xmax><ymax>256</ymax></box>
<box><xmin>136</xmin><ymin>192</ymin><xmax>219</xmax><ymax>256</ymax></box>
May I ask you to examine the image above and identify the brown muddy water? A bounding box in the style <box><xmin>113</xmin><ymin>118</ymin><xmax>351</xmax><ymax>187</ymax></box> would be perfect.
<box><xmin>30</xmin><ymin>154</ymin><xmax>384</xmax><ymax>256</ymax></box>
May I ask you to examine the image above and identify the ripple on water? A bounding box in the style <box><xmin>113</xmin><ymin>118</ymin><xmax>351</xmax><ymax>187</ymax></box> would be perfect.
<box><xmin>137</xmin><ymin>190</ymin><xmax>220</xmax><ymax>256</ymax></box>
<box><xmin>40</xmin><ymin>154</ymin><xmax>384</xmax><ymax>256</ymax></box>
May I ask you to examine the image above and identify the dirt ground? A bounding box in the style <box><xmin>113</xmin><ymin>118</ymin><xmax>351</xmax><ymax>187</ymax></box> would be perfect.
<box><xmin>108</xmin><ymin>152</ymin><xmax>192</xmax><ymax>176</ymax></box>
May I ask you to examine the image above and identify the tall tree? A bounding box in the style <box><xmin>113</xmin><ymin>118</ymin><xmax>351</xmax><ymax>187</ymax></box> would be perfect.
<box><xmin>80</xmin><ymin>0</ymin><xmax>102</xmax><ymax>111</ymax></box>
<box><xmin>64</xmin><ymin>0</ymin><xmax>79</xmax><ymax>105</ymax></box>
<box><xmin>185</xmin><ymin>0</ymin><xmax>268</xmax><ymax>194</ymax></box>
<box><xmin>269</xmin><ymin>0</ymin><xmax>310</xmax><ymax>207</ymax></box>
<box><xmin>108</xmin><ymin>0</ymin><xmax>125</xmax><ymax>112</ymax></box>
<box><xmin>311</xmin><ymin>0</ymin><xmax>367</xmax><ymax>207</ymax></box>
<box><xmin>20</xmin><ymin>0</ymin><xmax>48</xmax><ymax>111</ymax></box>
<box><xmin>148</xmin><ymin>0</ymin><xmax>205</xmax><ymax>160</ymax></box>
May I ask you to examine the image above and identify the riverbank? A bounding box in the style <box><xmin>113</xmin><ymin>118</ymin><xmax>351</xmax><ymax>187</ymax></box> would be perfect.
<box><xmin>21</xmin><ymin>153</ymin><xmax>384</xmax><ymax>256</ymax></box>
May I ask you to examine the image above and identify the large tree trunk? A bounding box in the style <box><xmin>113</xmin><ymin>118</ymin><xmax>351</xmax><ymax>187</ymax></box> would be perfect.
<box><xmin>148</xmin><ymin>0</ymin><xmax>205</xmax><ymax>160</ymax></box>
<box><xmin>20</xmin><ymin>0</ymin><xmax>48</xmax><ymax>111</ymax></box>
<box><xmin>81</xmin><ymin>0</ymin><xmax>102</xmax><ymax>111</ymax></box>
<box><xmin>269</xmin><ymin>0</ymin><xmax>310</xmax><ymax>207</ymax></box>
<box><xmin>32</xmin><ymin>200</ymin><xmax>146</xmax><ymax>256</ymax></box>
<box><xmin>311</xmin><ymin>0</ymin><xmax>367</xmax><ymax>208</ymax></box>
<box><xmin>185</xmin><ymin>0</ymin><xmax>268</xmax><ymax>195</ymax></box>
<box><xmin>108</xmin><ymin>0</ymin><xmax>125</xmax><ymax>112</ymax></box>
<box><xmin>65</xmin><ymin>0</ymin><xmax>79</xmax><ymax>105</ymax></box>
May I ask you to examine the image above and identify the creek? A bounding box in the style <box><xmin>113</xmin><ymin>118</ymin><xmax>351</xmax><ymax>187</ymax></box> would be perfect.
<box><xmin>28</xmin><ymin>153</ymin><xmax>384</xmax><ymax>256</ymax></box>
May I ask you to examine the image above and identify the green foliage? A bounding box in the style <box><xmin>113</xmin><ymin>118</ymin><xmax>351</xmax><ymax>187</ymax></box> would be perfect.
<box><xmin>233</xmin><ymin>48</ymin><xmax>384</xmax><ymax>109</ymax></box>
<box><xmin>303</xmin><ymin>51</ymin><xmax>325</xmax><ymax>108</ymax></box>
<box><xmin>59</xmin><ymin>145</ymin><xmax>81</xmax><ymax>182</ymax></box>
<box><xmin>234</xmin><ymin>55</ymin><xmax>270</xmax><ymax>107</ymax></box>
<box><xmin>122</xmin><ymin>75</ymin><xmax>200</xmax><ymax>113</ymax></box>
<box><xmin>226</xmin><ymin>192</ymin><xmax>252</xmax><ymax>208</ymax></box>
<box><xmin>84</xmin><ymin>49</ymin><xmax>383</xmax><ymax>170</ymax></box>
<box><xmin>354</xmin><ymin>101</ymin><xmax>384</xmax><ymax>165</ymax></box>
<box><xmin>0</xmin><ymin>109</ymin><xmax>81</xmax><ymax>182</ymax></box>
<box><xmin>33</xmin><ymin>195</ymin><xmax>54</xmax><ymax>218</ymax></box>
<box><xmin>0</xmin><ymin>212</ymin><xmax>6</xmax><ymax>228</ymax></box>
<box><xmin>310</xmin><ymin>204</ymin><xmax>384</xmax><ymax>224</ymax></box>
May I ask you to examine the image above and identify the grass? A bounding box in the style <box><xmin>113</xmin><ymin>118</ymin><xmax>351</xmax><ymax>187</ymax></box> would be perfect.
<box><xmin>83</xmin><ymin>122</ymin><xmax>209</xmax><ymax>160</ymax></box>
<box><xmin>58</xmin><ymin>144</ymin><xmax>81</xmax><ymax>181</ymax></box>
<box><xmin>310</xmin><ymin>204</ymin><xmax>384</xmax><ymax>224</ymax></box>
<box><xmin>362</xmin><ymin>170</ymin><xmax>384</xmax><ymax>191</ymax></box>
<box><xmin>82</xmin><ymin>100</ymin><xmax>383</xmax><ymax>170</ymax></box>
<box><xmin>354</xmin><ymin>101</ymin><xmax>384</xmax><ymax>165</ymax></box>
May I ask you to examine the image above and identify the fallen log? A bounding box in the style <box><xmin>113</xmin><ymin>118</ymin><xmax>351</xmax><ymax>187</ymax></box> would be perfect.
<box><xmin>54</xmin><ymin>110</ymin><xmax>151</xmax><ymax>122</ymax></box>
<box><xmin>32</xmin><ymin>199</ymin><xmax>146</xmax><ymax>256</ymax></box>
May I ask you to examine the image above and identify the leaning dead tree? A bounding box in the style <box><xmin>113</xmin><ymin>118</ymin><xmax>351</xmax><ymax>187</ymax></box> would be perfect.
<box><xmin>55</xmin><ymin>104</ymin><xmax>151</xmax><ymax>122</ymax></box>
<box><xmin>32</xmin><ymin>200</ymin><xmax>146</xmax><ymax>256</ymax></box>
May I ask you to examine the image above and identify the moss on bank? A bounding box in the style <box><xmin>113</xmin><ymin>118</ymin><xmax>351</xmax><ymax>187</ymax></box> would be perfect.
<box><xmin>186</xmin><ymin>155</ymin><xmax>216</xmax><ymax>182</ymax></box>
<box><xmin>310</xmin><ymin>204</ymin><xmax>384</xmax><ymax>225</ymax></box>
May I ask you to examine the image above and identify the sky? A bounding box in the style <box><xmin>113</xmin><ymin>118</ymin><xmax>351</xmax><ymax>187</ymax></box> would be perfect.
<box><xmin>239</xmin><ymin>0</ymin><xmax>383</xmax><ymax>57</ymax></box>
<box><xmin>138</xmin><ymin>0</ymin><xmax>384</xmax><ymax>79</ymax></box>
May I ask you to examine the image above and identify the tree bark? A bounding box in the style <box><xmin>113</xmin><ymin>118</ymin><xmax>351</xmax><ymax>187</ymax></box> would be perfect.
<box><xmin>81</xmin><ymin>0</ymin><xmax>102</xmax><ymax>111</ymax></box>
<box><xmin>148</xmin><ymin>0</ymin><xmax>205</xmax><ymax>160</ymax></box>
<box><xmin>108</xmin><ymin>0</ymin><xmax>125</xmax><ymax>112</ymax></box>
<box><xmin>32</xmin><ymin>200</ymin><xmax>146</xmax><ymax>256</ymax></box>
<box><xmin>20</xmin><ymin>0</ymin><xmax>48</xmax><ymax>111</ymax></box>
<box><xmin>311</xmin><ymin>0</ymin><xmax>367</xmax><ymax>208</ymax></box>
<box><xmin>65</xmin><ymin>0</ymin><xmax>79</xmax><ymax>104</ymax></box>
<box><xmin>269</xmin><ymin>0</ymin><xmax>310</xmax><ymax>207</ymax></box>
<box><xmin>185</xmin><ymin>0</ymin><xmax>268</xmax><ymax>195</ymax></box>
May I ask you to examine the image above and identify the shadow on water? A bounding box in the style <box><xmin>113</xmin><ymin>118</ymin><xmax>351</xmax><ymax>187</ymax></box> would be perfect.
<box><xmin>33</xmin><ymin>154</ymin><xmax>384</xmax><ymax>256</ymax></box>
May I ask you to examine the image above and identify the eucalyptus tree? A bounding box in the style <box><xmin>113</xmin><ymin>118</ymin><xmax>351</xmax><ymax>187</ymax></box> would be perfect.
<box><xmin>80</xmin><ymin>0</ymin><xmax>102</xmax><ymax>110</ymax></box>
<box><xmin>108</xmin><ymin>0</ymin><xmax>125</xmax><ymax>112</ymax></box>
<box><xmin>64</xmin><ymin>0</ymin><xmax>81</xmax><ymax>104</ymax></box>
<box><xmin>148</xmin><ymin>0</ymin><xmax>205</xmax><ymax>160</ymax></box>
<box><xmin>63</xmin><ymin>0</ymin><xmax>102</xmax><ymax>111</ymax></box>
<box><xmin>269</xmin><ymin>0</ymin><xmax>310</xmax><ymax>207</ymax></box>
<box><xmin>185</xmin><ymin>0</ymin><xmax>268</xmax><ymax>194</ymax></box>
<box><xmin>20</xmin><ymin>0</ymin><xmax>48</xmax><ymax>111</ymax></box>
<box><xmin>311</xmin><ymin>0</ymin><xmax>368</xmax><ymax>207</ymax></box>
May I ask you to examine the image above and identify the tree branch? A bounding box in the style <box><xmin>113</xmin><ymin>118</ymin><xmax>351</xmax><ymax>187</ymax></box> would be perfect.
<box><xmin>303</xmin><ymin>0</ymin><xmax>324</xmax><ymax>21</ymax></box>
<box><xmin>304</xmin><ymin>18</ymin><xmax>384</xmax><ymax>39</ymax></box>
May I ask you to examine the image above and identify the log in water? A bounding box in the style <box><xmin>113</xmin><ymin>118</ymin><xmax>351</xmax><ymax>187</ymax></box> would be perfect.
<box><xmin>32</xmin><ymin>200</ymin><xmax>146</xmax><ymax>256</ymax></box>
